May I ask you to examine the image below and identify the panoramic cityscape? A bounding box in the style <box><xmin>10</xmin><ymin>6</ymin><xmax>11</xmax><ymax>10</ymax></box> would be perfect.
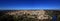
<box><xmin>0</xmin><ymin>10</ymin><xmax>60</xmax><ymax>21</ymax></box>
<box><xmin>0</xmin><ymin>0</ymin><xmax>60</xmax><ymax>21</ymax></box>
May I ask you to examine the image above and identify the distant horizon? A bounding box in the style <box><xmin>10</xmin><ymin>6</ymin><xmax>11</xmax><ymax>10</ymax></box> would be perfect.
<box><xmin>0</xmin><ymin>8</ymin><xmax>60</xmax><ymax>10</ymax></box>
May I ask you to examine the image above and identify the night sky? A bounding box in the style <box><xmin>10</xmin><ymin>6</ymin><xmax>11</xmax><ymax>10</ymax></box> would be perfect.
<box><xmin>0</xmin><ymin>0</ymin><xmax>60</xmax><ymax>10</ymax></box>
